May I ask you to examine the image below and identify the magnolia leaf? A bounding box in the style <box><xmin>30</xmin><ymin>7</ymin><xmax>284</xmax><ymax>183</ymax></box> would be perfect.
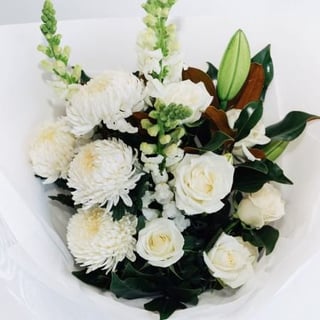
<box><xmin>245</xmin><ymin>226</ymin><xmax>279</xmax><ymax>255</ymax></box>
<box><xmin>202</xmin><ymin>131</ymin><xmax>233</xmax><ymax>152</ymax></box>
<box><xmin>144</xmin><ymin>297</ymin><xmax>186</xmax><ymax>320</ymax></box>
<box><xmin>234</xmin><ymin>63</ymin><xmax>265</xmax><ymax>109</ymax></box>
<box><xmin>110</xmin><ymin>273</ymin><xmax>160</xmax><ymax>299</ymax></box>
<box><xmin>204</xmin><ymin>106</ymin><xmax>235</xmax><ymax>137</ymax></box>
<box><xmin>206</xmin><ymin>61</ymin><xmax>218</xmax><ymax>80</ymax></box>
<box><xmin>49</xmin><ymin>194</ymin><xmax>75</xmax><ymax>208</ymax></box>
<box><xmin>72</xmin><ymin>269</ymin><xmax>111</xmax><ymax>290</ymax></box>
<box><xmin>252</xmin><ymin>45</ymin><xmax>273</xmax><ymax>100</ymax></box>
<box><xmin>248</xmin><ymin>147</ymin><xmax>266</xmax><ymax>159</ymax></box>
<box><xmin>262</xmin><ymin>140</ymin><xmax>289</xmax><ymax>161</ymax></box>
<box><xmin>182</xmin><ymin>66</ymin><xmax>218</xmax><ymax>107</ymax></box>
<box><xmin>234</xmin><ymin>101</ymin><xmax>263</xmax><ymax>141</ymax></box>
<box><xmin>217</xmin><ymin>29</ymin><xmax>251</xmax><ymax>103</ymax></box>
<box><xmin>233</xmin><ymin>159</ymin><xmax>292</xmax><ymax>192</ymax></box>
<box><xmin>266</xmin><ymin>111</ymin><xmax>320</xmax><ymax>141</ymax></box>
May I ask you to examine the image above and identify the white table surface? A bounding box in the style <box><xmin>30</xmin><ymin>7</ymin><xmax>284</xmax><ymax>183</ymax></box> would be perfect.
<box><xmin>1</xmin><ymin>1</ymin><xmax>320</xmax><ymax>319</ymax></box>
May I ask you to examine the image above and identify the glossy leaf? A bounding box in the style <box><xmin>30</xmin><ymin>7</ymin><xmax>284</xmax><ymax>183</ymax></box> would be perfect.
<box><xmin>244</xmin><ymin>226</ymin><xmax>279</xmax><ymax>255</ymax></box>
<box><xmin>206</xmin><ymin>61</ymin><xmax>218</xmax><ymax>80</ymax></box>
<box><xmin>217</xmin><ymin>29</ymin><xmax>251</xmax><ymax>102</ymax></box>
<box><xmin>204</xmin><ymin>106</ymin><xmax>235</xmax><ymax>137</ymax></box>
<box><xmin>234</xmin><ymin>101</ymin><xmax>263</xmax><ymax>141</ymax></box>
<box><xmin>182</xmin><ymin>66</ymin><xmax>218</xmax><ymax>107</ymax></box>
<box><xmin>72</xmin><ymin>269</ymin><xmax>111</xmax><ymax>290</ymax></box>
<box><xmin>233</xmin><ymin>159</ymin><xmax>292</xmax><ymax>192</ymax></box>
<box><xmin>252</xmin><ymin>45</ymin><xmax>273</xmax><ymax>100</ymax></box>
<box><xmin>262</xmin><ymin>140</ymin><xmax>289</xmax><ymax>161</ymax></box>
<box><xmin>144</xmin><ymin>297</ymin><xmax>186</xmax><ymax>320</ymax></box>
<box><xmin>110</xmin><ymin>273</ymin><xmax>160</xmax><ymax>299</ymax></box>
<box><xmin>199</xmin><ymin>131</ymin><xmax>234</xmax><ymax>152</ymax></box>
<box><xmin>234</xmin><ymin>63</ymin><xmax>265</xmax><ymax>109</ymax></box>
<box><xmin>266</xmin><ymin>111</ymin><xmax>320</xmax><ymax>141</ymax></box>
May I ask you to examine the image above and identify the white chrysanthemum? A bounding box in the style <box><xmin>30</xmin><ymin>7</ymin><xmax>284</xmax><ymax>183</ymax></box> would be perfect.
<box><xmin>29</xmin><ymin>118</ymin><xmax>76</xmax><ymax>183</ymax></box>
<box><xmin>67</xmin><ymin>207</ymin><xmax>137</xmax><ymax>273</ymax></box>
<box><xmin>66</xmin><ymin>71</ymin><xmax>145</xmax><ymax>136</ymax></box>
<box><xmin>68</xmin><ymin>139</ymin><xmax>143</xmax><ymax>210</ymax></box>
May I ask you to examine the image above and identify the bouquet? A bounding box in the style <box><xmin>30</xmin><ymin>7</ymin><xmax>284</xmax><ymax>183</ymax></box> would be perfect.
<box><xmin>29</xmin><ymin>0</ymin><xmax>318</xmax><ymax>319</ymax></box>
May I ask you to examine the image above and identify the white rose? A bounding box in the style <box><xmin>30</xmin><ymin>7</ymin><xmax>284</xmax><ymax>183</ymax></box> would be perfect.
<box><xmin>155</xmin><ymin>80</ymin><xmax>212</xmax><ymax>124</ymax></box>
<box><xmin>237</xmin><ymin>183</ymin><xmax>285</xmax><ymax>229</ymax></box>
<box><xmin>173</xmin><ymin>152</ymin><xmax>234</xmax><ymax>215</ymax></box>
<box><xmin>203</xmin><ymin>233</ymin><xmax>258</xmax><ymax>289</ymax></box>
<box><xmin>136</xmin><ymin>218</ymin><xmax>184</xmax><ymax>267</ymax></box>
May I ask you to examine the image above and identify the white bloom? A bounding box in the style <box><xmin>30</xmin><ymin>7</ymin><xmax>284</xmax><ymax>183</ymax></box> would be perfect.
<box><xmin>173</xmin><ymin>152</ymin><xmax>234</xmax><ymax>215</ymax></box>
<box><xmin>155</xmin><ymin>80</ymin><xmax>212</xmax><ymax>124</ymax></box>
<box><xmin>29</xmin><ymin>118</ymin><xmax>76</xmax><ymax>183</ymax></box>
<box><xmin>237</xmin><ymin>183</ymin><xmax>285</xmax><ymax>229</ymax></box>
<box><xmin>66</xmin><ymin>71</ymin><xmax>145</xmax><ymax>136</ymax></box>
<box><xmin>163</xmin><ymin>201</ymin><xmax>191</xmax><ymax>232</ymax></box>
<box><xmin>67</xmin><ymin>207</ymin><xmax>137</xmax><ymax>273</ymax></box>
<box><xmin>203</xmin><ymin>233</ymin><xmax>258</xmax><ymax>288</ymax></box>
<box><xmin>137</xmin><ymin>48</ymin><xmax>163</xmax><ymax>78</ymax></box>
<box><xmin>162</xmin><ymin>53</ymin><xmax>184</xmax><ymax>84</ymax></box>
<box><xmin>68</xmin><ymin>139</ymin><xmax>143</xmax><ymax>210</ymax></box>
<box><xmin>226</xmin><ymin>109</ymin><xmax>270</xmax><ymax>160</ymax></box>
<box><xmin>154</xmin><ymin>182</ymin><xmax>173</xmax><ymax>205</ymax></box>
<box><xmin>136</xmin><ymin>218</ymin><xmax>184</xmax><ymax>267</ymax></box>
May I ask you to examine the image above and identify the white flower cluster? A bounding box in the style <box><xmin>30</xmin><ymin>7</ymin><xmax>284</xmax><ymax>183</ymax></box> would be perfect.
<box><xmin>67</xmin><ymin>207</ymin><xmax>137</xmax><ymax>273</ymax></box>
<box><xmin>67</xmin><ymin>71</ymin><xmax>145</xmax><ymax>135</ymax></box>
<box><xmin>29</xmin><ymin>118</ymin><xmax>76</xmax><ymax>183</ymax></box>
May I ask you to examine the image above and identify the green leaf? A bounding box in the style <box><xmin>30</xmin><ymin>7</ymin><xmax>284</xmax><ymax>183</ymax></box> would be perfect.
<box><xmin>245</xmin><ymin>226</ymin><xmax>279</xmax><ymax>255</ymax></box>
<box><xmin>217</xmin><ymin>29</ymin><xmax>251</xmax><ymax>102</ymax></box>
<box><xmin>233</xmin><ymin>159</ymin><xmax>292</xmax><ymax>192</ymax></box>
<box><xmin>122</xmin><ymin>262</ymin><xmax>154</xmax><ymax>279</ymax></box>
<box><xmin>206</xmin><ymin>61</ymin><xmax>218</xmax><ymax>80</ymax></box>
<box><xmin>72</xmin><ymin>269</ymin><xmax>111</xmax><ymax>290</ymax></box>
<box><xmin>183</xmin><ymin>236</ymin><xmax>205</xmax><ymax>251</ymax></box>
<box><xmin>234</xmin><ymin>101</ymin><xmax>263</xmax><ymax>141</ymax></box>
<box><xmin>112</xmin><ymin>200</ymin><xmax>126</xmax><ymax>221</ymax></box>
<box><xmin>236</xmin><ymin>160</ymin><xmax>268</xmax><ymax>174</ymax></box>
<box><xmin>262</xmin><ymin>140</ymin><xmax>289</xmax><ymax>161</ymax></box>
<box><xmin>199</xmin><ymin>131</ymin><xmax>233</xmax><ymax>152</ymax></box>
<box><xmin>80</xmin><ymin>69</ymin><xmax>91</xmax><ymax>85</ymax></box>
<box><xmin>144</xmin><ymin>297</ymin><xmax>186</xmax><ymax>320</ymax></box>
<box><xmin>49</xmin><ymin>193</ymin><xmax>75</xmax><ymax>208</ymax></box>
<box><xmin>110</xmin><ymin>273</ymin><xmax>160</xmax><ymax>299</ymax></box>
<box><xmin>266</xmin><ymin>111</ymin><xmax>320</xmax><ymax>141</ymax></box>
<box><xmin>252</xmin><ymin>45</ymin><xmax>273</xmax><ymax>100</ymax></box>
<box><xmin>168</xmin><ymin>286</ymin><xmax>201</xmax><ymax>304</ymax></box>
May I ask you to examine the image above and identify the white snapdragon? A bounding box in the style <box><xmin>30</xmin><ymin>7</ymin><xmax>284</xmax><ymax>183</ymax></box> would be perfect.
<box><xmin>136</xmin><ymin>218</ymin><xmax>184</xmax><ymax>267</ymax></box>
<box><xmin>237</xmin><ymin>183</ymin><xmax>286</xmax><ymax>229</ymax></box>
<box><xmin>203</xmin><ymin>233</ymin><xmax>258</xmax><ymax>288</ymax></box>
<box><xmin>173</xmin><ymin>152</ymin><xmax>234</xmax><ymax>215</ymax></box>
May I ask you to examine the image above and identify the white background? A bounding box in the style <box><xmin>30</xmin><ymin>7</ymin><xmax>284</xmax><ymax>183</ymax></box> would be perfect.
<box><xmin>1</xmin><ymin>0</ymin><xmax>320</xmax><ymax>25</ymax></box>
<box><xmin>1</xmin><ymin>0</ymin><xmax>320</xmax><ymax>319</ymax></box>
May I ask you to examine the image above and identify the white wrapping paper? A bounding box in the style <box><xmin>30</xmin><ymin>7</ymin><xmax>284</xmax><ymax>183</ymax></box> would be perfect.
<box><xmin>1</xmin><ymin>16</ymin><xmax>320</xmax><ymax>319</ymax></box>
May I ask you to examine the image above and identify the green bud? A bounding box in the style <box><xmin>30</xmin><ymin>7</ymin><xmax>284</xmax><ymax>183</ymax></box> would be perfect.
<box><xmin>37</xmin><ymin>44</ymin><xmax>47</xmax><ymax>54</ymax></box>
<box><xmin>141</xmin><ymin>118</ymin><xmax>153</xmax><ymax>129</ymax></box>
<box><xmin>217</xmin><ymin>29</ymin><xmax>251</xmax><ymax>102</ymax></box>
<box><xmin>159</xmin><ymin>134</ymin><xmax>171</xmax><ymax>145</ymax></box>
<box><xmin>163</xmin><ymin>143</ymin><xmax>178</xmax><ymax>157</ymax></box>
<box><xmin>140</xmin><ymin>142</ymin><xmax>157</xmax><ymax>155</ymax></box>
<box><xmin>224</xmin><ymin>152</ymin><xmax>233</xmax><ymax>164</ymax></box>
<box><xmin>171</xmin><ymin>127</ymin><xmax>185</xmax><ymax>140</ymax></box>
<box><xmin>72</xmin><ymin>65</ymin><xmax>82</xmax><ymax>81</ymax></box>
<box><xmin>147</xmin><ymin>124</ymin><xmax>160</xmax><ymax>137</ymax></box>
<box><xmin>143</xmin><ymin>14</ymin><xmax>158</xmax><ymax>27</ymax></box>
